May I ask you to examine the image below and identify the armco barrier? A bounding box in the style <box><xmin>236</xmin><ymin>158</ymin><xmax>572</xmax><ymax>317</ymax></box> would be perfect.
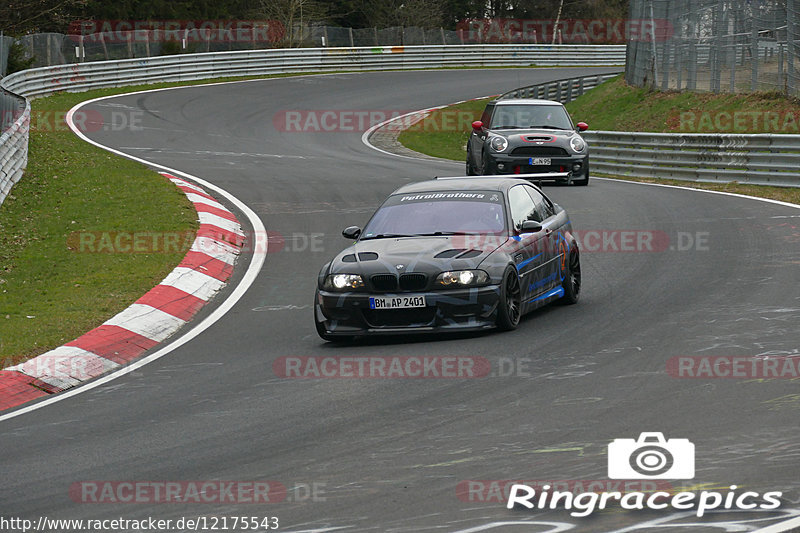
<box><xmin>501</xmin><ymin>74</ymin><xmax>800</xmax><ymax>188</ymax></box>
<box><xmin>0</xmin><ymin>88</ymin><xmax>29</xmax><ymax>206</ymax></box>
<box><xmin>583</xmin><ymin>131</ymin><xmax>800</xmax><ymax>187</ymax></box>
<box><xmin>0</xmin><ymin>44</ymin><xmax>624</xmax><ymax>207</ymax></box>
<box><xmin>0</xmin><ymin>45</ymin><xmax>626</xmax><ymax>97</ymax></box>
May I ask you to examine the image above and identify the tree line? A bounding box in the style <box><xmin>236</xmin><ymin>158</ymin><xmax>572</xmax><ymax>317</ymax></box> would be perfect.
<box><xmin>2</xmin><ymin>0</ymin><xmax>629</xmax><ymax>35</ymax></box>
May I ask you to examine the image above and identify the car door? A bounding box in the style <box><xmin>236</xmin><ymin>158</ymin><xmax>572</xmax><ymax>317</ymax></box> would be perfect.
<box><xmin>470</xmin><ymin>103</ymin><xmax>494</xmax><ymax>170</ymax></box>
<box><xmin>523</xmin><ymin>185</ymin><xmax>561</xmax><ymax>292</ymax></box>
<box><xmin>507</xmin><ymin>185</ymin><xmax>550</xmax><ymax>301</ymax></box>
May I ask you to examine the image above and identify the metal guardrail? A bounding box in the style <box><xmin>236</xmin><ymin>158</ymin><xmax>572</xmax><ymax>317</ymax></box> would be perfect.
<box><xmin>0</xmin><ymin>44</ymin><xmax>625</xmax><ymax>97</ymax></box>
<box><xmin>0</xmin><ymin>44</ymin><xmax>624</xmax><ymax>208</ymax></box>
<box><xmin>498</xmin><ymin>72</ymin><xmax>620</xmax><ymax>102</ymax></box>
<box><xmin>501</xmin><ymin>73</ymin><xmax>800</xmax><ymax>188</ymax></box>
<box><xmin>0</xmin><ymin>89</ymin><xmax>29</xmax><ymax>205</ymax></box>
<box><xmin>583</xmin><ymin>131</ymin><xmax>800</xmax><ymax>187</ymax></box>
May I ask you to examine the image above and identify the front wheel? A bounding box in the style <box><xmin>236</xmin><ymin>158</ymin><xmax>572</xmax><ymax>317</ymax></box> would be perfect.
<box><xmin>466</xmin><ymin>152</ymin><xmax>478</xmax><ymax>176</ymax></box>
<box><xmin>496</xmin><ymin>267</ymin><xmax>522</xmax><ymax>331</ymax></box>
<box><xmin>558</xmin><ymin>249</ymin><xmax>581</xmax><ymax>304</ymax></box>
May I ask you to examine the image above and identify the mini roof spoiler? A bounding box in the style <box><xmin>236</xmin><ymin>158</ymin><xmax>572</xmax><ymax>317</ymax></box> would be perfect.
<box><xmin>435</xmin><ymin>172</ymin><xmax>571</xmax><ymax>180</ymax></box>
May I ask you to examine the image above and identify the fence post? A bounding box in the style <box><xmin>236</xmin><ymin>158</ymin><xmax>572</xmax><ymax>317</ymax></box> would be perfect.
<box><xmin>348</xmin><ymin>27</ymin><xmax>354</xmax><ymax>47</ymax></box>
<box><xmin>751</xmin><ymin>25</ymin><xmax>758</xmax><ymax>91</ymax></box>
<box><xmin>789</xmin><ymin>0</ymin><xmax>797</xmax><ymax>96</ymax></box>
<box><xmin>374</xmin><ymin>27</ymin><xmax>379</xmax><ymax>46</ymax></box>
<box><xmin>441</xmin><ymin>27</ymin><xmax>446</xmax><ymax>45</ymax></box>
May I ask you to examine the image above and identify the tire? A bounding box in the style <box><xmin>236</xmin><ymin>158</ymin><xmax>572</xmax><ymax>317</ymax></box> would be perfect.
<box><xmin>496</xmin><ymin>267</ymin><xmax>522</xmax><ymax>331</ymax></box>
<box><xmin>558</xmin><ymin>249</ymin><xmax>581</xmax><ymax>305</ymax></box>
<box><xmin>466</xmin><ymin>152</ymin><xmax>478</xmax><ymax>176</ymax></box>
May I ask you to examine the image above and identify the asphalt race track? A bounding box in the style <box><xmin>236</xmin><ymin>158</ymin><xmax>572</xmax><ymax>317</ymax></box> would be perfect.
<box><xmin>2</xmin><ymin>67</ymin><xmax>800</xmax><ymax>532</ymax></box>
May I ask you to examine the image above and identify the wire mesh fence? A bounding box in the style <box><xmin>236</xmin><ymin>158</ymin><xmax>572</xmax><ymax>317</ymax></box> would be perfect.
<box><xmin>1</xmin><ymin>24</ymin><xmax>542</xmax><ymax>71</ymax></box>
<box><xmin>626</xmin><ymin>0</ymin><xmax>800</xmax><ymax>96</ymax></box>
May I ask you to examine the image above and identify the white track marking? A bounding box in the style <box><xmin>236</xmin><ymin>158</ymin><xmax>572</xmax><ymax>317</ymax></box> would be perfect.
<box><xmin>0</xmin><ymin>81</ymin><xmax>273</xmax><ymax>422</ymax></box>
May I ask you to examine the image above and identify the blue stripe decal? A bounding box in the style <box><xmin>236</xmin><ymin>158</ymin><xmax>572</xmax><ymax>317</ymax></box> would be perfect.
<box><xmin>515</xmin><ymin>253</ymin><xmax>542</xmax><ymax>270</ymax></box>
<box><xmin>532</xmin><ymin>286</ymin><xmax>564</xmax><ymax>302</ymax></box>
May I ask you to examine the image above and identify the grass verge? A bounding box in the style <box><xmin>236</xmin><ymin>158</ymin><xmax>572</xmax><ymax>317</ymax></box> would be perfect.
<box><xmin>0</xmin><ymin>91</ymin><xmax>200</xmax><ymax>365</ymax></box>
<box><xmin>396</xmin><ymin>75</ymin><xmax>800</xmax><ymax>205</ymax></box>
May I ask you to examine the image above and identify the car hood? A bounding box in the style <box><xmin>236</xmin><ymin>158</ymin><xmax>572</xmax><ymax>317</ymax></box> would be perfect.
<box><xmin>493</xmin><ymin>127</ymin><xmax>577</xmax><ymax>139</ymax></box>
<box><xmin>329</xmin><ymin>235</ymin><xmax>508</xmax><ymax>276</ymax></box>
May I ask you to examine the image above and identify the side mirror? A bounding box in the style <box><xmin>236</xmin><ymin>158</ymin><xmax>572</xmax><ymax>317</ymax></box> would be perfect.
<box><xmin>471</xmin><ymin>120</ymin><xmax>484</xmax><ymax>131</ymax></box>
<box><xmin>520</xmin><ymin>220</ymin><xmax>543</xmax><ymax>233</ymax></box>
<box><xmin>576</xmin><ymin>122</ymin><xmax>589</xmax><ymax>132</ymax></box>
<box><xmin>342</xmin><ymin>226</ymin><xmax>361</xmax><ymax>239</ymax></box>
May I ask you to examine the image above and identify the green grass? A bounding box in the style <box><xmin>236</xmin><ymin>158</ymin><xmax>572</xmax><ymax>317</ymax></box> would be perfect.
<box><xmin>396</xmin><ymin>74</ymin><xmax>800</xmax><ymax>205</ymax></box>
<box><xmin>564</xmin><ymin>75</ymin><xmax>800</xmax><ymax>134</ymax></box>
<box><xmin>398</xmin><ymin>98</ymin><xmax>491</xmax><ymax>160</ymax></box>
<box><xmin>0</xmin><ymin>92</ymin><xmax>200</xmax><ymax>365</ymax></box>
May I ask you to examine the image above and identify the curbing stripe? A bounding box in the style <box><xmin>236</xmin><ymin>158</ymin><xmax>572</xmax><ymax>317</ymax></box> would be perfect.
<box><xmin>178</xmin><ymin>251</ymin><xmax>235</xmax><ymax>282</ymax></box>
<box><xmin>0</xmin><ymin>173</ymin><xmax>246</xmax><ymax>412</ymax></box>
<box><xmin>198</xmin><ymin>211</ymin><xmax>244</xmax><ymax>235</ymax></box>
<box><xmin>184</xmin><ymin>192</ymin><xmax>227</xmax><ymax>210</ymax></box>
<box><xmin>135</xmin><ymin>285</ymin><xmax>207</xmax><ymax>322</ymax></box>
<box><xmin>103</xmin><ymin>304</ymin><xmax>187</xmax><ymax>343</ymax></box>
<box><xmin>158</xmin><ymin>267</ymin><xmax>226</xmax><ymax>302</ymax></box>
<box><xmin>191</xmin><ymin>236</ymin><xmax>239</xmax><ymax>264</ymax></box>
<box><xmin>66</xmin><ymin>325</ymin><xmax>159</xmax><ymax>365</ymax></box>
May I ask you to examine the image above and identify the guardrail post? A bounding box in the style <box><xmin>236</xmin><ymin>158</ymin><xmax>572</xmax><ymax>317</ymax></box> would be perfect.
<box><xmin>349</xmin><ymin>28</ymin><xmax>354</xmax><ymax>47</ymax></box>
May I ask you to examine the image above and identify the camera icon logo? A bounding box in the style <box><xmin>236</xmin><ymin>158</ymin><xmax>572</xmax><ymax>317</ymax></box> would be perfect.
<box><xmin>608</xmin><ymin>432</ymin><xmax>695</xmax><ymax>479</ymax></box>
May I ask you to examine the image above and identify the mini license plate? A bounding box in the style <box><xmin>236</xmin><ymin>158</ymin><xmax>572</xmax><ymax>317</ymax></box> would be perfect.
<box><xmin>369</xmin><ymin>296</ymin><xmax>426</xmax><ymax>309</ymax></box>
<box><xmin>529</xmin><ymin>157</ymin><xmax>551</xmax><ymax>166</ymax></box>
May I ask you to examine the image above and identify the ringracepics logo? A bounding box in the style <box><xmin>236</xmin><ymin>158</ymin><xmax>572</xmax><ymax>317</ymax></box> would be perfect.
<box><xmin>506</xmin><ymin>433</ymin><xmax>783</xmax><ymax>517</ymax></box>
<box><xmin>608</xmin><ymin>432</ymin><xmax>694</xmax><ymax>479</ymax></box>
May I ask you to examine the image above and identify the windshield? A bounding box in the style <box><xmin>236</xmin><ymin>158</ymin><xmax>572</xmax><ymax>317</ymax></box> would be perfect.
<box><xmin>361</xmin><ymin>191</ymin><xmax>506</xmax><ymax>239</ymax></box>
<box><xmin>489</xmin><ymin>104</ymin><xmax>574</xmax><ymax>130</ymax></box>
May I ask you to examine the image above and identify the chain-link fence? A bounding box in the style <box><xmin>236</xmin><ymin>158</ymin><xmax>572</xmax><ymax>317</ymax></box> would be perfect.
<box><xmin>626</xmin><ymin>0</ymin><xmax>800</xmax><ymax>96</ymax></box>
<box><xmin>0</xmin><ymin>32</ymin><xmax>13</xmax><ymax>76</ymax></box>
<box><xmin>1</xmin><ymin>24</ymin><xmax>540</xmax><ymax>71</ymax></box>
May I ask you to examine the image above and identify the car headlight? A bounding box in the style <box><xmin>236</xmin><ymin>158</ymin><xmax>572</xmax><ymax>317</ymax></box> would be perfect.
<box><xmin>489</xmin><ymin>135</ymin><xmax>508</xmax><ymax>152</ymax></box>
<box><xmin>323</xmin><ymin>273</ymin><xmax>365</xmax><ymax>291</ymax></box>
<box><xmin>570</xmin><ymin>135</ymin><xmax>586</xmax><ymax>153</ymax></box>
<box><xmin>435</xmin><ymin>270</ymin><xmax>489</xmax><ymax>287</ymax></box>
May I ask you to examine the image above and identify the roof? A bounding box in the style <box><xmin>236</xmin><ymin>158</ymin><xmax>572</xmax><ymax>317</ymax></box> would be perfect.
<box><xmin>493</xmin><ymin>98</ymin><xmax>564</xmax><ymax>106</ymax></box>
<box><xmin>391</xmin><ymin>177</ymin><xmax>529</xmax><ymax>195</ymax></box>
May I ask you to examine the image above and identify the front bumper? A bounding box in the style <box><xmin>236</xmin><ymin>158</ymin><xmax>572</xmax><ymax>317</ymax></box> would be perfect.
<box><xmin>316</xmin><ymin>286</ymin><xmax>501</xmax><ymax>336</ymax></box>
<box><xmin>487</xmin><ymin>153</ymin><xmax>588</xmax><ymax>180</ymax></box>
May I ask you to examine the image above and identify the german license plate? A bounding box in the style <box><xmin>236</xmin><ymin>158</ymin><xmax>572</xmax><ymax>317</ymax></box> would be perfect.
<box><xmin>529</xmin><ymin>157</ymin><xmax>551</xmax><ymax>166</ymax></box>
<box><xmin>369</xmin><ymin>296</ymin><xmax>426</xmax><ymax>309</ymax></box>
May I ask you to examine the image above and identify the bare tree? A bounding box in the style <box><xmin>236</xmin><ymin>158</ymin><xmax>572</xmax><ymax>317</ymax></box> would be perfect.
<box><xmin>1</xmin><ymin>0</ymin><xmax>87</xmax><ymax>33</ymax></box>
<box><xmin>251</xmin><ymin>0</ymin><xmax>328</xmax><ymax>47</ymax></box>
<box><xmin>360</xmin><ymin>0</ymin><xmax>444</xmax><ymax>29</ymax></box>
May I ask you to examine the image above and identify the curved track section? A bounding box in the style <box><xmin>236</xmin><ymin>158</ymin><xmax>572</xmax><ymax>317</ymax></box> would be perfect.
<box><xmin>1</xmin><ymin>68</ymin><xmax>799</xmax><ymax>532</ymax></box>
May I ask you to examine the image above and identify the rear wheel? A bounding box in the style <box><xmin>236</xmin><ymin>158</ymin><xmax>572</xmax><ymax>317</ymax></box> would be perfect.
<box><xmin>558</xmin><ymin>249</ymin><xmax>581</xmax><ymax>304</ymax></box>
<box><xmin>496</xmin><ymin>267</ymin><xmax>522</xmax><ymax>331</ymax></box>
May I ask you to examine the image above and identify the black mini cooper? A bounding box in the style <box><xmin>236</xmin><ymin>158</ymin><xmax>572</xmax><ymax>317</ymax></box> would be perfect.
<box><xmin>314</xmin><ymin>177</ymin><xmax>581</xmax><ymax>341</ymax></box>
<box><xmin>466</xmin><ymin>99</ymin><xmax>590</xmax><ymax>185</ymax></box>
